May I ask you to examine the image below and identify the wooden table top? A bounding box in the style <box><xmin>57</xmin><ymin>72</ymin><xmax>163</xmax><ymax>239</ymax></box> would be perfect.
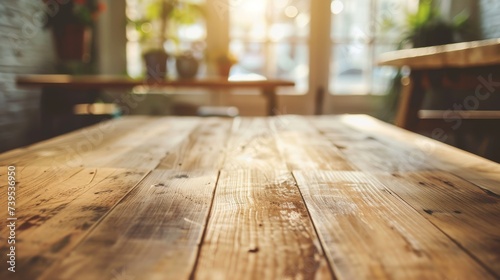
<box><xmin>16</xmin><ymin>74</ymin><xmax>295</xmax><ymax>89</ymax></box>
<box><xmin>1</xmin><ymin>115</ymin><xmax>499</xmax><ymax>280</ymax></box>
<box><xmin>377</xmin><ymin>38</ymin><xmax>500</xmax><ymax>69</ymax></box>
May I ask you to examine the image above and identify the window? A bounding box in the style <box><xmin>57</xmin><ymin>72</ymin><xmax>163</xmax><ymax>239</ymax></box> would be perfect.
<box><xmin>125</xmin><ymin>0</ymin><xmax>417</xmax><ymax>95</ymax></box>
<box><xmin>126</xmin><ymin>0</ymin><xmax>206</xmax><ymax>78</ymax></box>
<box><xmin>229</xmin><ymin>0</ymin><xmax>310</xmax><ymax>94</ymax></box>
<box><xmin>329</xmin><ymin>0</ymin><xmax>418</xmax><ymax>95</ymax></box>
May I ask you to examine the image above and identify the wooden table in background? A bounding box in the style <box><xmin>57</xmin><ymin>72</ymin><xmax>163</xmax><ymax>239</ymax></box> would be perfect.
<box><xmin>16</xmin><ymin>75</ymin><xmax>295</xmax><ymax>116</ymax></box>
<box><xmin>378</xmin><ymin>38</ymin><xmax>500</xmax><ymax>130</ymax></box>
<box><xmin>0</xmin><ymin>115</ymin><xmax>499</xmax><ymax>280</ymax></box>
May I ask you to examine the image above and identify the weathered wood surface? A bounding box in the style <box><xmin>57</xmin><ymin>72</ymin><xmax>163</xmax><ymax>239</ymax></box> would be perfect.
<box><xmin>270</xmin><ymin>115</ymin><xmax>353</xmax><ymax>171</ymax></box>
<box><xmin>222</xmin><ymin>117</ymin><xmax>287</xmax><ymax>172</ymax></box>
<box><xmin>195</xmin><ymin>170</ymin><xmax>331</xmax><ymax>280</ymax></box>
<box><xmin>0</xmin><ymin>115</ymin><xmax>498</xmax><ymax>280</ymax></box>
<box><xmin>40</xmin><ymin>170</ymin><xmax>219</xmax><ymax>280</ymax></box>
<box><xmin>0</xmin><ymin>116</ymin><xmax>200</xmax><ymax>170</ymax></box>
<box><xmin>337</xmin><ymin>114</ymin><xmax>500</xmax><ymax>196</ymax></box>
<box><xmin>294</xmin><ymin>171</ymin><xmax>495</xmax><ymax>280</ymax></box>
<box><xmin>376</xmin><ymin>171</ymin><xmax>500</xmax><ymax>275</ymax></box>
<box><xmin>157</xmin><ymin>117</ymin><xmax>231</xmax><ymax>171</ymax></box>
<box><xmin>0</xmin><ymin>166</ymin><xmax>147</xmax><ymax>280</ymax></box>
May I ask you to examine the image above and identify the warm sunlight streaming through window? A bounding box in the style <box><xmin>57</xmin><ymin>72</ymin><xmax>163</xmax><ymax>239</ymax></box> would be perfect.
<box><xmin>329</xmin><ymin>0</ymin><xmax>418</xmax><ymax>95</ymax></box>
<box><xmin>126</xmin><ymin>0</ymin><xmax>206</xmax><ymax>78</ymax></box>
<box><xmin>229</xmin><ymin>0</ymin><xmax>310</xmax><ymax>94</ymax></box>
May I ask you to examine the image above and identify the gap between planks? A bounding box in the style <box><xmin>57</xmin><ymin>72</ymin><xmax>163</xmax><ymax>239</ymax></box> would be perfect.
<box><xmin>0</xmin><ymin>166</ymin><xmax>149</xmax><ymax>280</ymax></box>
<box><xmin>293</xmin><ymin>170</ymin><xmax>497</xmax><ymax>280</ymax></box>
<box><xmin>308</xmin><ymin>116</ymin><xmax>500</xmax><ymax>278</ymax></box>
<box><xmin>336</xmin><ymin>115</ymin><xmax>500</xmax><ymax>196</ymax></box>
<box><xmin>40</xmin><ymin>170</ymin><xmax>220</xmax><ymax>280</ymax></box>
<box><xmin>193</xmin><ymin>170</ymin><xmax>332</xmax><ymax>280</ymax></box>
<box><xmin>39</xmin><ymin>118</ymin><xmax>235</xmax><ymax>279</ymax></box>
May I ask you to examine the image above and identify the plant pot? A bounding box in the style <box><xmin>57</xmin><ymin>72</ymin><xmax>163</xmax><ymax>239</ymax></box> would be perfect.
<box><xmin>53</xmin><ymin>24</ymin><xmax>92</xmax><ymax>62</ymax></box>
<box><xmin>176</xmin><ymin>55</ymin><xmax>199</xmax><ymax>79</ymax></box>
<box><xmin>217</xmin><ymin>62</ymin><xmax>233</xmax><ymax>78</ymax></box>
<box><xmin>144</xmin><ymin>50</ymin><xmax>168</xmax><ymax>81</ymax></box>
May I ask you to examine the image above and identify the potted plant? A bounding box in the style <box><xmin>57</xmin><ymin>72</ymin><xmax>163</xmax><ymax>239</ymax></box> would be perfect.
<box><xmin>44</xmin><ymin>0</ymin><xmax>106</xmax><ymax>62</ymax></box>
<box><xmin>175</xmin><ymin>51</ymin><xmax>199</xmax><ymax>79</ymax></box>
<box><xmin>399</xmin><ymin>0</ymin><xmax>470</xmax><ymax>48</ymax></box>
<box><xmin>130</xmin><ymin>0</ymin><xmax>205</xmax><ymax>80</ymax></box>
<box><xmin>215</xmin><ymin>52</ymin><xmax>238</xmax><ymax>78</ymax></box>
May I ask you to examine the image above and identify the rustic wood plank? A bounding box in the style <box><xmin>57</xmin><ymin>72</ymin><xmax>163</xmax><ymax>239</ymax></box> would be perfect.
<box><xmin>311</xmin><ymin>116</ymin><xmax>428</xmax><ymax>173</ymax></box>
<box><xmin>0</xmin><ymin>116</ymin><xmax>200</xmax><ymax>170</ymax></box>
<box><xmin>0</xmin><ymin>114</ymin><xmax>497</xmax><ymax>279</ymax></box>
<box><xmin>294</xmin><ymin>170</ymin><xmax>496</xmax><ymax>280</ymax></box>
<box><xmin>222</xmin><ymin>117</ymin><xmax>288</xmax><ymax>172</ymax></box>
<box><xmin>374</xmin><ymin>171</ymin><xmax>500</xmax><ymax>277</ymax></box>
<box><xmin>0</xmin><ymin>116</ymin><xmax>153</xmax><ymax>165</ymax></box>
<box><xmin>194</xmin><ymin>170</ymin><xmax>332</xmax><ymax>279</ymax></box>
<box><xmin>337</xmin><ymin>115</ymin><xmax>500</xmax><ymax>196</ymax></box>
<box><xmin>312</xmin><ymin>115</ymin><xmax>500</xmax><ymax>276</ymax></box>
<box><xmin>0</xmin><ymin>166</ymin><xmax>147</xmax><ymax>280</ymax></box>
<box><xmin>39</xmin><ymin>170</ymin><xmax>219</xmax><ymax>280</ymax></box>
<box><xmin>269</xmin><ymin>115</ymin><xmax>353</xmax><ymax>170</ymax></box>
<box><xmin>157</xmin><ymin>117</ymin><xmax>233</xmax><ymax>171</ymax></box>
<box><xmin>79</xmin><ymin>117</ymin><xmax>200</xmax><ymax>170</ymax></box>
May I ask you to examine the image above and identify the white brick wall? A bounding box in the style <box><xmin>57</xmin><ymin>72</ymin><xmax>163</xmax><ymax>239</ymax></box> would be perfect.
<box><xmin>0</xmin><ymin>1</ymin><xmax>56</xmax><ymax>152</ymax></box>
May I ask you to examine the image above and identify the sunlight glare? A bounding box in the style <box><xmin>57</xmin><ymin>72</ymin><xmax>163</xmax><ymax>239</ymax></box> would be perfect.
<box><xmin>331</xmin><ymin>0</ymin><xmax>344</xmax><ymax>14</ymax></box>
<box><xmin>285</xmin><ymin>6</ymin><xmax>299</xmax><ymax>18</ymax></box>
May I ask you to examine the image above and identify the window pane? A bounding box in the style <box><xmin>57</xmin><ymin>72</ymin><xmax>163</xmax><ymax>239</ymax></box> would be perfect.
<box><xmin>330</xmin><ymin>0</ymin><xmax>417</xmax><ymax>95</ymax></box>
<box><xmin>330</xmin><ymin>44</ymin><xmax>371</xmax><ymax>94</ymax></box>
<box><xmin>229</xmin><ymin>41</ymin><xmax>266</xmax><ymax>76</ymax></box>
<box><xmin>273</xmin><ymin>43</ymin><xmax>309</xmax><ymax>93</ymax></box>
<box><xmin>372</xmin><ymin>44</ymin><xmax>398</xmax><ymax>95</ymax></box>
<box><xmin>330</xmin><ymin>0</ymin><xmax>371</xmax><ymax>41</ymax></box>
<box><xmin>375</xmin><ymin>0</ymin><xmax>419</xmax><ymax>42</ymax></box>
<box><xmin>229</xmin><ymin>0</ymin><xmax>268</xmax><ymax>41</ymax></box>
<box><xmin>126</xmin><ymin>0</ymin><xmax>206</xmax><ymax>77</ymax></box>
<box><xmin>229</xmin><ymin>0</ymin><xmax>310</xmax><ymax>94</ymax></box>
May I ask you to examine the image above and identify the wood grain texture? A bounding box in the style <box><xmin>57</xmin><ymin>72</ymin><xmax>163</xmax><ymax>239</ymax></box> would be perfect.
<box><xmin>0</xmin><ymin>116</ymin><xmax>153</xmax><ymax>166</ymax></box>
<box><xmin>311</xmin><ymin>116</ymin><xmax>428</xmax><ymax>173</ymax></box>
<box><xmin>0</xmin><ymin>166</ymin><xmax>146</xmax><ymax>280</ymax></box>
<box><xmin>222</xmin><ymin>117</ymin><xmax>288</xmax><ymax>173</ymax></box>
<box><xmin>40</xmin><ymin>170</ymin><xmax>219</xmax><ymax>280</ymax></box>
<box><xmin>270</xmin><ymin>115</ymin><xmax>353</xmax><ymax>171</ymax></box>
<box><xmin>313</xmin><ymin>116</ymin><xmax>500</xmax><ymax>275</ymax></box>
<box><xmin>157</xmin><ymin>117</ymin><xmax>232</xmax><ymax>171</ymax></box>
<box><xmin>294</xmin><ymin>170</ymin><xmax>496</xmax><ymax>280</ymax></box>
<box><xmin>0</xmin><ymin>115</ymin><xmax>498</xmax><ymax>280</ymax></box>
<box><xmin>374</xmin><ymin>171</ymin><xmax>500</xmax><ymax>277</ymax></box>
<box><xmin>0</xmin><ymin>116</ymin><xmax>200</xmax><ymax>170</ymax></box>
<box><xmin>338</xmin><ymin>115</ymin><xmax>500</xmax><ymax>195</ymax></box>
<box><xmin>194</xmin><ymin>170</ymin><xmax>331</xmax><ymax>279</ymax></box>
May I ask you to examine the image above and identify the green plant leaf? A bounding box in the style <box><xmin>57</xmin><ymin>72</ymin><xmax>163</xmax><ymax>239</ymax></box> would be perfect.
<box><xmin>453</xmin><ymin>9</ymin><xmax>469</xmax><ymax>29</ymax></box>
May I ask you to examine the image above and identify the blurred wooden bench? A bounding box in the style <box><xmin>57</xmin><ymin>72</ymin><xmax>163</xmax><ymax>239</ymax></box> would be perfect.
<box><xmin>16</xmin><ymin>75</ymin><xmax>294</xmax><ymax>116</ymax></box>
<box><xmin>16</xmin><ymin>75</ymin><xmax>294</xmax><ymax>138</ymax></box>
